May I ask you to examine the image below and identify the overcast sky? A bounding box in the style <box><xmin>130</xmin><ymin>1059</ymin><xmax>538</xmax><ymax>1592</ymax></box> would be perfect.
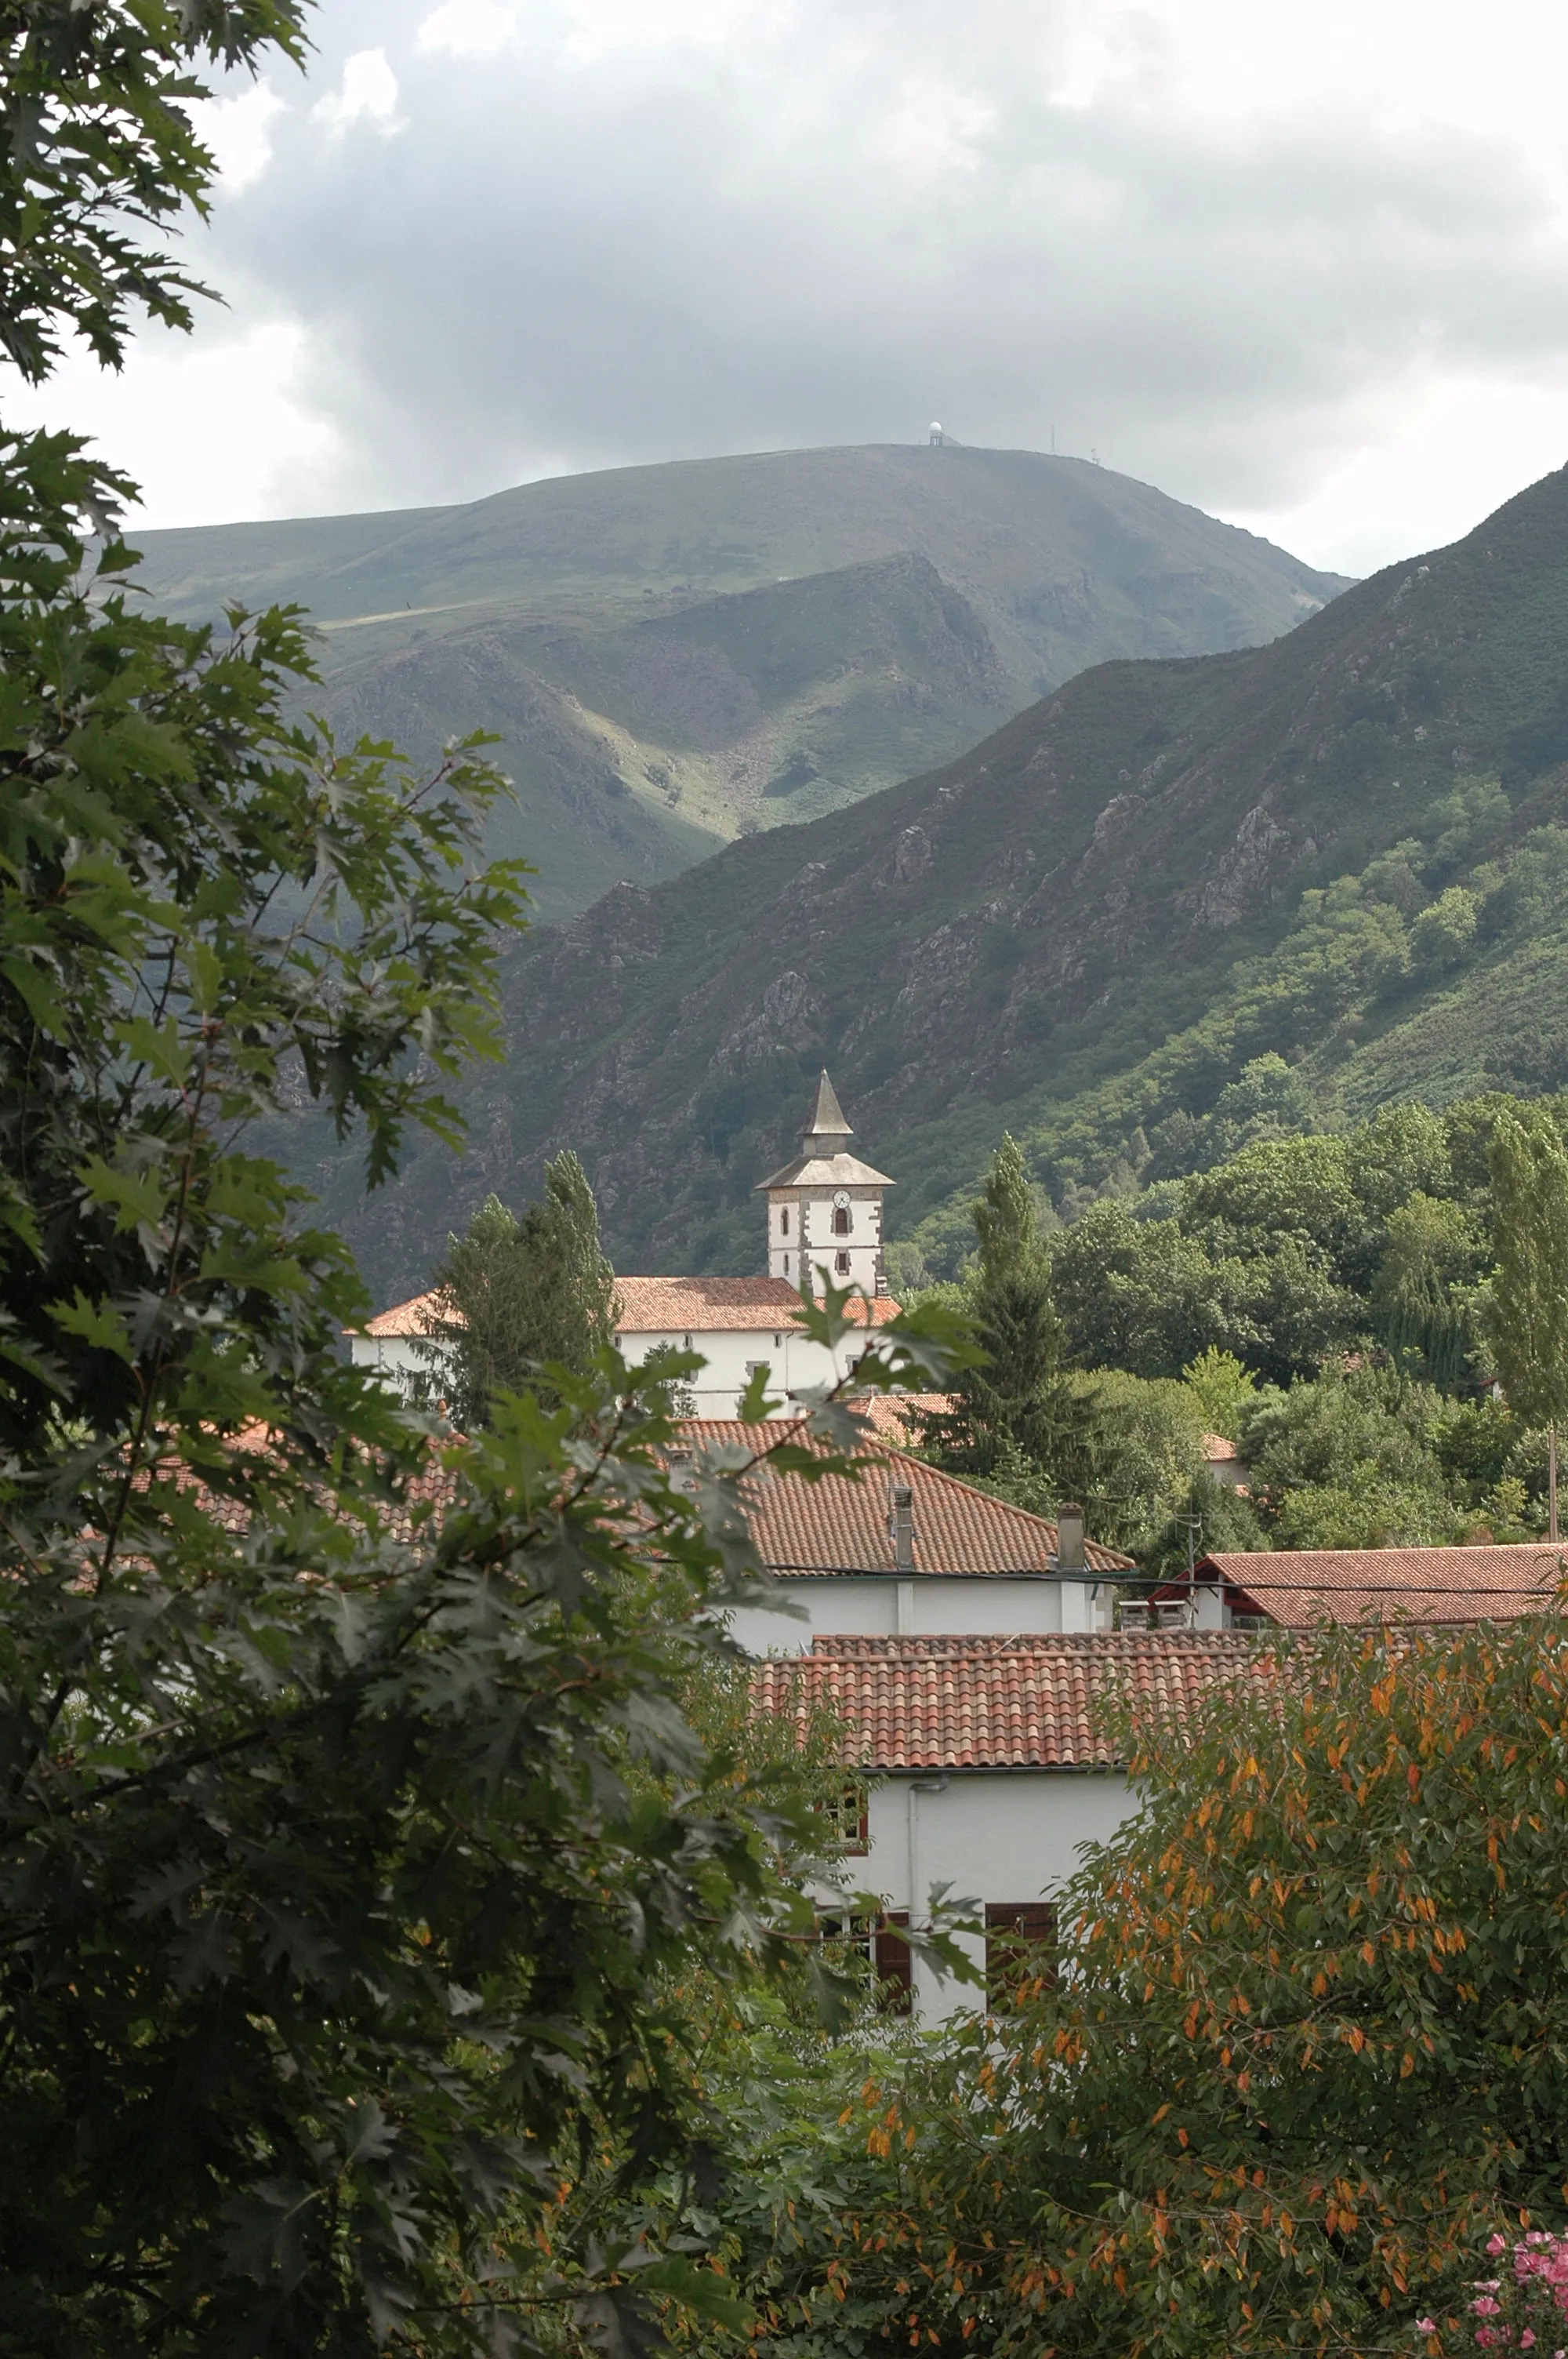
<box><xmin>15</xmin><ymin>0</ymin><xmax>1568</xmax><ymax>574</ymax></box>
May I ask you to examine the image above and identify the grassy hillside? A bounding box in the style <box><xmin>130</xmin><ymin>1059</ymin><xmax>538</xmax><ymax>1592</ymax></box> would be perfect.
<box><xmin>128</xmin><ymin>445</ymin><xmax>1348</xmax><ymax>921</ymax></box>
<box><xmin>296</xmin><ymin>461</ymin><xmax>1568</xmax><ymax>1307</ymax></box>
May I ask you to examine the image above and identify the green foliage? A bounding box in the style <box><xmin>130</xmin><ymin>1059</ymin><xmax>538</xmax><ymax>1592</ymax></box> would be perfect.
<box><xmin>423</xmin><ymin>1158</ymin><xmax>618</xmax><ymax>1426</ymax></box>
<box><xmin>1371</xmin><ymin>1193</ymin><xmax>1490</xmax><ymax>1387</ymax></box>
<box><xmin>1066</xmin><ymin>1368</ymin><xmax>1210</xmax><ymax>1555</ymax></box>
<box><xmin>1181</xmin><ymin>1345</ymin><xmax>1259</xmax><ymax>1438</ymax></box>
<box><xmin>917</xmin><ymin>1135</ymin><xmax>1097</xmax><ymax>1502</ymax></box>
<box><xmin>1240</xmin><ymin>1367</ymin><xmax>1468</xmax><ymax>1547</ymax></box>
<box><xmin>1489</xmin><ymin>1107</ymin><xmax>1568</xmax><ymax>1432</ymax></box>
<box><xmin>753</xmin><ymin>1621</ymin><xmax>1568</xmax><ymax>2357</ymax></box>
<box><xmin>0</xmin><ymin>1</ymin><xmax>311</xmax><ymax>384</ymax></box>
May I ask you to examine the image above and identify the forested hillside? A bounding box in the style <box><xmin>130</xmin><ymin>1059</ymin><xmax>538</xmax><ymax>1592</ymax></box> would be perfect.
<box><xmin>129</xmin><ymin>444</ymin><xmax>1348</xmax><ymax>918</ymax></box>
<box><xmin>313</xmin><ymin>460</ymin><xmax>1568</xmax><ymax>1305</ymax></box>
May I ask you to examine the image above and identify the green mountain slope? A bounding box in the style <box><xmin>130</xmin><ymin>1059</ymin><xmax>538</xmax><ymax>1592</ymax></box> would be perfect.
<box><xmin>129</xmin><ymin>445</ymin><xmax>1348</xmax><ymax>919</ymax></box>
<box><xmin>305</xmin><ymin>460</ymin><xmax>1568</xmax><ymax>1306</ymax></box>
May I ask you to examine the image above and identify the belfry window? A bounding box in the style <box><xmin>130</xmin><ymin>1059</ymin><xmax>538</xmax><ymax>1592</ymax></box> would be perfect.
<box><xmin>780</xmin><ymin>1207</ymin><xmax>789</xmax><ymax>1235</ymax></box>
<box><xmin>835</xmin><ymin>1250</ymin><xmax>851</xmax><ymax>1275</ymax></box>
<box><xmin>832</xmin><ymin>1205</ymin><xmax>851</xmax><ymax>1235</ymax></box>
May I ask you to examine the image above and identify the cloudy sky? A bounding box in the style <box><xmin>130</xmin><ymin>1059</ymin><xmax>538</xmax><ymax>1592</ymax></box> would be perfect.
<box><xmin>15</xmin><ymin>0</ymin><xmax>1568</xmax><ymax>573</ymax></box>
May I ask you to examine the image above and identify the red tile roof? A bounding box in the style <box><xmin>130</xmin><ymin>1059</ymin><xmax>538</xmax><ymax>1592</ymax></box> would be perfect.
<box><xmin>615</xmin><ymin>1276</ymin><xmax>900</xmax><ymax>1333</ymax></box>
<box><xmin>351</xmin><ymin>1279</ymin><xmax>902</xmax><ymax>1341</ymax></box>
<box><xmin>678</xmin><ymin>1417</ymin><xmax>1133</xmax><ymax>1575</ymax></box>
<box><xmin>356</xmin><ymin>1290</ymin><xmax>451</xmax><ymax>1339</ymax></box>
<box><xmin>1177</xmin><ymin>1545</ymin><xmax>1568</xmax><ymax>1628</ymax></box>
<box><xmin>752</xmin><ymin>1631</ymin><xmax>1254</xmax><ymax>1769</ymax></box>
<box><xmin>854</xmin><ymin>1393</ymin><xmax>953</xmax><ymax>1444</ymax></box>
<box><xmin>1203</xmin><ymin>1431</ymin><xmax>1240</xmax><ymax>1463</ymax></box>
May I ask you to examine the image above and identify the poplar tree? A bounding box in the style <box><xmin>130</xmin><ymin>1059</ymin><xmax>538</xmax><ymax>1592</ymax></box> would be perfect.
<box><xmin>1489</xmin><ymin>1107</ymin><xmax>1568</xmax><ymax>1539</ymax></box>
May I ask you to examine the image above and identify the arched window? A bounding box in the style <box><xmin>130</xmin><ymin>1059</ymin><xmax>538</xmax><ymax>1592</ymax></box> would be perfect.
<box><xmin>832</xmin><ymin>1205</ymin><xmax>851</xmax><ymax>1235</ymax></box>
<box><xmin>834</xmin><ymin>1250</ymin><xmax>851</xmax><ymax>1275</ymax></box>
<box><xmin>780</xmin><ymin>1206</ymin><xmax>789</xmax><ymax>1235</ymax></box>
<box><xmin>783</xmin><ymin>1252</ymin><xmax>790</xmax><ymax>1276</ymax></box>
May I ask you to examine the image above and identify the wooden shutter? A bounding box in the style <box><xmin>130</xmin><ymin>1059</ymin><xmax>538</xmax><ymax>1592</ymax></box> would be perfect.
<box><xmin>985</xmin><ymin>1902</ymin><xmax>1057</xmax><ymax>2015</ymax></box>
<box><xmin>874</xmin><ymin>1911</ymin><xmax>912</xmax><ymax>2014</ymax></box>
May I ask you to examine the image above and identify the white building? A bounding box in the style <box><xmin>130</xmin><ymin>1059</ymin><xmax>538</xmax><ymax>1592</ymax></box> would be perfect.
<box><xmin>681</xmin><ymin>1418</ymin><xmax>1130</xmax><ymax>1649</ymax></box>
<box><xmin>754</xmin><ymin>1631</ymin><xmax>1254</xmax><ymax>2020</ymax></box>
<box><xmin>346</xmin><ymin>1070</ymin><xmax>902</xmax><ymax>1418</ymax></box>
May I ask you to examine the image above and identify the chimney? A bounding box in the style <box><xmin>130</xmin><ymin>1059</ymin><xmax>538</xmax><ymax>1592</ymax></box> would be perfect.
<box><xmin>1057</xmin><ymin>1503</ymin><xmax>1086</xmax><ymax>1574</ymax></box>
<box><xmin>890</xmin><ymin>1484</ymin><xmax>915</xmax><ymax>1570</ymax></box>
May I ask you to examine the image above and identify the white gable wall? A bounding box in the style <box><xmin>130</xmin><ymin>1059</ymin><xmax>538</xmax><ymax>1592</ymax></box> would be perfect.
<box><xmin>728</xmin><ymin>1574</ymin><xmax>1114</xmax><ymax>1656</ymax></box>
<box><xmin>619</xmin><ymin>1322</ymin><xmax>879</xmax><ymax>1416</ymax></box>
<box><xmin>350</xmin><ymin>1321</ymin><xmax>879</xmax><ymax>1416</ymax></box>
<box><xmin>858</xmin><ymin>1771</ymin><xmax>1137</xmax><ymax>2022</ymax></box>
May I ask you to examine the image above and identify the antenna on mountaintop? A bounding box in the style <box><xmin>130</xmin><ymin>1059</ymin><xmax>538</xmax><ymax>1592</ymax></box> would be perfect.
<box><xmin>928</xmin><ymin>420</ymin><xmax>944</xmax><ymax>446</ymax></box>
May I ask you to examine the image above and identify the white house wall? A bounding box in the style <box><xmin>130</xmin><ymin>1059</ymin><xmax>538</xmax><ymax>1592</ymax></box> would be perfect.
<box><xmin>621</xmin><ymin>1325</ymin><xmax>878</xmax><ymax>1416</ymax></box>
<box><xmin>860</xmin><ymin>1771</ymin><xmax>1138</xmax><ymax>2021</ymax></box>
<box><xmin>352</xmin><ymin>1325</ymin><xmax>875</xmax><ymax>1417</ymax></box>
<box><xmin>727</xmin><ymin>1576</ymin><xmax>1112</xmax><ymax>1656</ymax></box>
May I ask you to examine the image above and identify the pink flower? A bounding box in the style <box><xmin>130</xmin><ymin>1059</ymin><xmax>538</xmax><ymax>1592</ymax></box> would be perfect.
<box><xmin>1523</xmin><ymin>2335</ymin><xmax>1537</xmax><ymax>2350</ymax></box>
<box><xmin>1490</xmin><ymin>2237</ymin><xmax>1510</xmax><ymax>2256</ymax></box>
<box><xmin>1417</xmin><ymin>2321</ymin><xmax>1436</xmax><ymax>2336</ymax></box>
<box><xmin>1474</xmin><ymin>2298</ymin><xmax>1503</xmax><ymax>2317</ymax></box>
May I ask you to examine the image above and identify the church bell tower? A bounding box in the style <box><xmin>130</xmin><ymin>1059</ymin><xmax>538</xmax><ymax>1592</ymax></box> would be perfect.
<box><xmin>757</xmin><ymin>1070</ymin><xmax>894</xmax><ymax>1295</ymax></box>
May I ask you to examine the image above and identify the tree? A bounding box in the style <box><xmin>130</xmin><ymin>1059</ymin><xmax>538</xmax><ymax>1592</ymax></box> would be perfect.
<box><xmin>920</xmin><ymin>1136</ymin><xmax>1092</xmax><ymax>1497</ymax></box>
<box><xmin>760</xmin><ymin>1619</ymin><xmax>1568</xmax><ymax>2358</ymax></box>
<box><xmin>0</xmin><ymin>6</ymin><xmax>976</xmax><ymax>2346</ymax></box>
<box><xmin>422</xmin><ymin>1158</ymin><xmax>618</xmax><ymax>1424</ymax></box>
<box><xmin>1489</xmin><ymin>1107</ymin><xmax>1568</xmax><ymax>1538</ymax></box>
<box><xmin>1371</xmin><ymin>1192</ymin><xmax>1489</xmax><ymax>1389</ymax></box>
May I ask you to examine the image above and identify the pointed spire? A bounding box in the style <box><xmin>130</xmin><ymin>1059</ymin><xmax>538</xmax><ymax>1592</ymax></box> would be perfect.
<box><xmin>801</xmin><ymin>1068</ymin><xmax>851</xmax><ymax>1143</ymax></box>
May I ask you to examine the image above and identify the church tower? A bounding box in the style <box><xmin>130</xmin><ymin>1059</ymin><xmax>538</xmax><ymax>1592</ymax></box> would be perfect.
<box><xmin>757</xmin><ymin>1070</ymin><xmax>894</xmax><ymax>1295</ymax></box>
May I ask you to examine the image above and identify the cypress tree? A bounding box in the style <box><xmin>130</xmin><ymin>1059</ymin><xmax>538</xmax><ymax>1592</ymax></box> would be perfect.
<box><xmin>922</xmin><ymin>1135</ymin><xmax>1091</xmax><ymax>1492</ymax></box>
<box><xmin>424</xmin><ymin>1151</ymin><xmax>617</xmax><ymax>1424</ymax></box>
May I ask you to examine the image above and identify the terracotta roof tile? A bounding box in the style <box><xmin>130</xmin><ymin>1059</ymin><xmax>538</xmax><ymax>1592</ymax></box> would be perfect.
<box><xmin>678</xmin><ymin>1417</ymin><xmax>1133</xmax><ymax>1575</ymax></box>
<box><xmin>352</xmin><ymin>1280</ymin><xmax>902</xmax><ymax>1341</ymax></box>
<box><xmin>615</xmin><ymin>1277</ymin><xmax>899</xmax><ymax>1333</ymax></box>
<box><xmin>753</xmin><ymin>1631</ymin><xmax>1254</xmax><ymax>1769</ymax></box>
<box><xmin>1178</xmin><ymin>1544</ymin><xmax>1568</xmax><ymax>1627</ymax></box>
<box><xmin>355</xmin><ymin>1290</ymin><xmax>448</xmax><ymax>1339</ymax></box>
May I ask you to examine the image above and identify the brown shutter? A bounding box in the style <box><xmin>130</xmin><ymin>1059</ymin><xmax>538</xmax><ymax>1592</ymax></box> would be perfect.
<box><xmin>985</xmin><ymin>1902</ymin><xmax>1058</xmax><ymax>2015</ymax></box>
<box><xmin>874</xmin><ymin>1911</ymin><xmax>912</xmax><ymax>2014</ymax></box>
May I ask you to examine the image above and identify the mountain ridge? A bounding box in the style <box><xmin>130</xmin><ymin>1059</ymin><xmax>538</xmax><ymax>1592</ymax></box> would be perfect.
<box><xmin>129</xmin><ymin>444</ymin><xmax>1350</xmax><ymax>920</ymax></box>
<box><xmin>295</xmin><ymin>461</ymin><xmax>1568</xmax><ymax>1304</ymax></box>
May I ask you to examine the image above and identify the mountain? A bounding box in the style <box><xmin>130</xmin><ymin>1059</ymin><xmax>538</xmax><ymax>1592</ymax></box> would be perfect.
<box><xmin>302</xmin><ymin>461</ymin><xmax>1568</xmax><ymax>1305</ymax></box>
<box><xmin>129</xmin><ymin>444</ymin><xmax>1349</xmax><ymax>918</ymax></box>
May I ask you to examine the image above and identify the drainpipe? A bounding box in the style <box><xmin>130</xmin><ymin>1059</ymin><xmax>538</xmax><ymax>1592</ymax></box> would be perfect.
<box><xmin>905</xmin><ymin>1773</ymin><xmax>951</xmax><ymax>1950</ymax></box>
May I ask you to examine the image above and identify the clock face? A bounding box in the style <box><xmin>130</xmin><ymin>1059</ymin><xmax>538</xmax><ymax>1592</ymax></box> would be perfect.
<box><xmin>832</xmin><ymin>1190</ymin><xmax>851</xmax><ymax>1209</ymax></box>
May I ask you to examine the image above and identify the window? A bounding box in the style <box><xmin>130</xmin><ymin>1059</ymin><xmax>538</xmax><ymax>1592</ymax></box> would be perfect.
<box><xmin>985</xmin><ymin>1903</ymin><xmax>1057</xmax><ymax>2016</ymax></box>
<box><xmin>745</xmin><ymin>1359</ymin><xmax>771</xmax><ymax>1390</ymax></box>
<box><xmin>818</xmin><ymin>1911</ymin><xmax>910</xmax><ymax>2013</ymax></box>
<box><xmin>832</xmin><ymin>1204</ymin><xmax>851</xmax><ymax>1236</ymax></box>
<box><xmin>818</xmin><ymin>1783</ymin><xmax>869</xmax><ymax>1854</ymax></box>
<box><xmin>782</xmin><ymin>1252</ymin><xmax>789</xmax><ymax>1276</ymax></box>
<box><xmin>780</xmin><ymin>1206</ymin><xmax>789</xmax><ymax>1235</ymax></box>
<box><xmin>834</xmin><ymin>1250</ymin><xmax>851</xmax><ymax>1274</ymax></box>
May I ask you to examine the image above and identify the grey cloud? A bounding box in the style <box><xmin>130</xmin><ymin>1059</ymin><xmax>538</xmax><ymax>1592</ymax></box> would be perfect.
<box><xmin>187</xmin><ymin>0</ymin><xmax>1568</xmax><ymax>521</ymax></box>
